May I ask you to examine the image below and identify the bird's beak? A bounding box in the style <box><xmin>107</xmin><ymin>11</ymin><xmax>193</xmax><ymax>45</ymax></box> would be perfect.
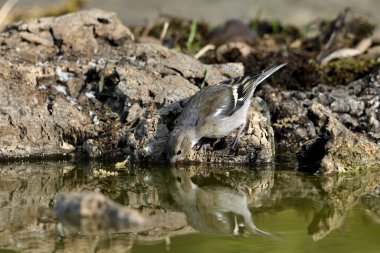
<box><xmin>170</xmin><ymin>156</ymin><xmax>178</xmax><ymax>164</ymax></box>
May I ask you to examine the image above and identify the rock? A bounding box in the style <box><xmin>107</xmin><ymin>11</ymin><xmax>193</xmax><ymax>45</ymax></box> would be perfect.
<box><xmin>0</xmin><ymin>9</ymin><xmax>272</xmax><ymax>164</ymax></box>
<box><xmin>258</xmin><ymin>68</ymin><xmax>380</xmax><ymax>150</ymax></box>
<box><xmin>259</xmin><ymin>84</ymin><xmax>317</xmax><ymax>149</ymax></box>
<box><xmin>0</xmin><ymin>9</ymin><xmax>134</xmax><ymax>61</ymax></box>
<box><xmin>0</xmin><ymin>61</ymin><xmax>96</xmax><ymax>158</ymax></box>
<box><xmin>208</xmin><ymin>19</ymin><xmax>257</xmax><ymax>45</ymax></box>
<box><xmin>83</xmin><ymin>139</ymin><xmax>105</xmax><ymax>157</ymax></box>
<box><xmin>297</xmin><ymin>102</ymin><xmax>380</xmax><ymax>174</ymax></box>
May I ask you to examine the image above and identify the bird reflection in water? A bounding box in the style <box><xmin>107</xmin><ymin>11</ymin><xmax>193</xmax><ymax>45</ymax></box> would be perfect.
<box><xmin>167</xmin><ymin>167</ymin><xmax>279</xmax><ymax>237</ymax></box>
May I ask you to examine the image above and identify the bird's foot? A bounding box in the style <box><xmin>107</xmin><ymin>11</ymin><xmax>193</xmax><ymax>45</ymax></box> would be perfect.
<box><xmin>197</xmin><ymin>143</ymin><xmax>211</xmax><ymax>153</ymax></box>
<box><xmin>195</xmin><ymin>137</ymin><xmax>215</xmax><ymax>153</ymax></box>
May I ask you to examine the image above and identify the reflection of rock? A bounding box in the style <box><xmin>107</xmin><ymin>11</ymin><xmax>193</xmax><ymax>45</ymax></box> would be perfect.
<box><xmin>0</xmin><ymin>163</ymin><xmax>72</xmax><ymax>235</ymax></box>
<box><xmin>0</xmin><ymin>9</ymin><xmax>273</xmax><ymax>164</ymax></box>
<box><xmin>57</xmin><ymin>235</ymin><xmax>135</xmax><ymax>253</ymax></box>
<box><xmin>55</xmin><ymin>192</ymin><xmax>145</xmax><ymax>231</ymax></box>
<box><xmin>264</xmin><ymin>172</ymin><xmax>380</xmax><ymax>241</ymax></box>
<box><xmin>360</xmin><ymin>187</ymin><xmax>380</xmax><ymax>225</ymax></box>
<box><xmin>0</xmin><ymin>162</ymin><xmax>193</xmax><ymax>252</ymax></box>
<box><xmin>1</xmin><ymin>162</ymin><xmax>380</xmax><ymax>251</ymax></box>
<box><xmin>297</xmin><ymin>102</ymin><xmax>380</xmax><ymax>173</ymax></box>
<box><xmin>0</xmin><ymin>162</ymin><xmax>77</xmax><ymax>252</ymax></box>
<box><xmin>166</xmin><ymin>167</ymin><xmax>276</xmax><ymax>236</ymax></box>
<box><xmin>308</xmin><ymin>174</ymin><xmax>380</xmax><ymax>241</ymax></box>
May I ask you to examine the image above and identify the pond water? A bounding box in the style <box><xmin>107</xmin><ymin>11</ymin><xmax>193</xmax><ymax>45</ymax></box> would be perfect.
<box><xmin>0</xmin><ymin>160</ymin><xmax>379</xmax><ymax>253</ymax></box>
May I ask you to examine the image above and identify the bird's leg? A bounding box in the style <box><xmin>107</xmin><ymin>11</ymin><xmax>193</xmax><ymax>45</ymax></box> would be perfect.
<box><xmin>195</xmin><ymin>137</ymin><xmax>214</xmax><ymax>152</ymax></box>
<box><xmin>195</xmin><ymin>142</ymin><xmax>211</xmax><ymax>152</ymax></box>
<box><xmin>198</xmin><ymin>143</ymin><xmax>211</xmax><ymax>153</ymax></box>
<box><xmin>213</xmin><ymin>137</ymin><xmax>228</xmax><ymax>150</ymax></box>
<box><xmin>232</xmin><ymin>124</ymin><xmax>245</xmax><ymax>150</ymax></box>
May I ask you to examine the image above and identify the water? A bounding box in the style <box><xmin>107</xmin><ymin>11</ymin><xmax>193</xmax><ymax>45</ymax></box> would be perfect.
<box><xmin>0</xmin><ymin>160</ymin><xmax>379</xmax><ymax>252</ymax></box>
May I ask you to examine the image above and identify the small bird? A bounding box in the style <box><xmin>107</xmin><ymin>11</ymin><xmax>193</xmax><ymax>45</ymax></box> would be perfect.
<box><xmin>166</xmin><ymin>63</ymin><xmax>286</xmax><ymax>163</ymax></box>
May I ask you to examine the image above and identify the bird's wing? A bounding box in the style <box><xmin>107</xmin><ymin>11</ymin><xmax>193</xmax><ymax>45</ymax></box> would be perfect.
<box><xmin>216</xmin><ymin>75</ymin><xmax>257</xmax><ymax>118</ymax></box>
<box><xmin>177</xmin><ymin>85</ymin><xmax>231</xmax><ymax>126</ymax></box>
<box><xmin>177</xmin><ymin>63</ymin><xmax>286</xmax><ymax>125</ymax></box>
<box><xmin>213</xmin><ymin>63</ymin><xmax>287</xmax><ymax>119</ymax></box>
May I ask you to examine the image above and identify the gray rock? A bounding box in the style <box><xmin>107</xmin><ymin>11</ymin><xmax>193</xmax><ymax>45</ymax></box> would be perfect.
<box><xmin>0</xmin><ymin>9</ymin><xmax>134</xmax><ymax>61</ymax></box>
<box><xmin>0</xmin><ymin>9</ymin><xmax>272</xmax><ymax>164</ymax></box>
<box><xmin>0</xmin><ymin>61</ymin><xmax>95</xmax><ymax>158</ymax></box>
<box><xmin>83</xmin><ymin>139</ymin><xmax>104</xmax><ymax>158</ymax></box>
<box><xmin>297</xmin><ymin>102</ymin><xmax>380</xmax><ymax>174</ymax></box>
<box><xmin>259</xmin><ymin>68</ymin><xmax>380</xmax><ymax>150</ymax></box>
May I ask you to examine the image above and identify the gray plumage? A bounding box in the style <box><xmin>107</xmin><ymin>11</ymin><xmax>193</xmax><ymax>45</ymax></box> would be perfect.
<box><xmin>166</xmin><ymin>63</ymin><xmax>286</xmax><ymax>163</ymax></box>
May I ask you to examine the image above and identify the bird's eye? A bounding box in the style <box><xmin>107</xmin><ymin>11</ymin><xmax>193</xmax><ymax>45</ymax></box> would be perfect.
<box><xmin>176</xmin><ymin>150</ymin><xmax>182</xmax><ymax>155</ymax></box>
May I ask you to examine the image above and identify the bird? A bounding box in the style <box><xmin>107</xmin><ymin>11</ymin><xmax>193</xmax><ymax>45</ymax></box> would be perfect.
<box><xmin>166</xmin><ymin>63</ymin><xmax>286</xmax><ymax>163</ymax></box>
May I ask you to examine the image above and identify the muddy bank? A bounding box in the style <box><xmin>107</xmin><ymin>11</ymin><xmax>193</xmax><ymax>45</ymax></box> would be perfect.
<box><xmin>0</xmin><ymin>9</ymin><xmax>379</xmax><ymax>171</ymax></box>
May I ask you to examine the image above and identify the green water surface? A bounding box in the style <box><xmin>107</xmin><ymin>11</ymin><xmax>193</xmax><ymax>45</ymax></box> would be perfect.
<box><xmin>0</xmin><ymin>160</ymin><xmax>379</xmax><ymax>253</ymax></box>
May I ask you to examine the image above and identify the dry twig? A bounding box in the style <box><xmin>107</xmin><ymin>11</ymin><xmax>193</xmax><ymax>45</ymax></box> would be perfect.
<box><xmin>0</xmin><ymin>0</ymin><xmax>18</xmax><ymax>30</ymax></box>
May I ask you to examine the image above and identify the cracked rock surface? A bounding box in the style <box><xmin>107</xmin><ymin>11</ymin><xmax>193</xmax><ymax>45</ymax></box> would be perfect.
<box><xmin>0</xmin><ymin>9</ymin><xmax>274</xmax><ymax>163</ymax></box>
<box><xmin>258</xmin><ymin>68</ymin><xmax>380</xmax><ymax>150</ymax></box>
<box><xmin>297</xmin><ymin>102</ymin><xmax>380</xmax><ymax>174</ymax></box>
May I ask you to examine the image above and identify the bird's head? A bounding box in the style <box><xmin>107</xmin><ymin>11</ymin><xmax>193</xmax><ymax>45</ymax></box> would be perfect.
<box><xmin>166</xmin><ymin>126</ymin><xmax>196</xmax><ymax>163</ymax></box>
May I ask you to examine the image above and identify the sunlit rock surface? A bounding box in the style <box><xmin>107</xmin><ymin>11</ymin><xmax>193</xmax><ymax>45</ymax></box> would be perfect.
<box><xmin>297</xmin><ymin>102</ymin><xmax>380</xmax><ymax>173</ymax></box>
<box><xmin>258</xmin><ymin>68</ymin><xmax>380</xmax><ymax>150</ymax></box>
<box><xmin>0</xmin><ymin>9</ymin><xmax>274</xmax><ymax>164</ymax></box>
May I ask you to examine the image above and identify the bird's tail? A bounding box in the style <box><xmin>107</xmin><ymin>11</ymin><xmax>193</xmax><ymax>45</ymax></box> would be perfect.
<box><xmin>250</xmin><ymin>63</ymin><xmax>287</xmax><ymax>94</ymax></box>
<box><xmin>224</xmin><ymin>63</ymin><xmax>286</xmax><ymax>104</ymax></box>
<box><xmin>218</xmin><ymin>63</ymin><xmax>286</xmax><ymax>113</ymax></box>
<box><xmin>250</xmin><ymin>225</ymin><xmax>283</xmax><ymax>240</ymax></box>
<box><xmin>245</xmin><ymin>216</ymin><xmax>283</xmax><ymax>240</ymax></box>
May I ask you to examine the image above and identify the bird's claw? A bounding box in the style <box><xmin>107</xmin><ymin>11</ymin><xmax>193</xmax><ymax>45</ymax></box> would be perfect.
<box><xmin>197</xmin><ymin>143</ymin><xmax>211</xmax><ymax>153</ymax></box>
